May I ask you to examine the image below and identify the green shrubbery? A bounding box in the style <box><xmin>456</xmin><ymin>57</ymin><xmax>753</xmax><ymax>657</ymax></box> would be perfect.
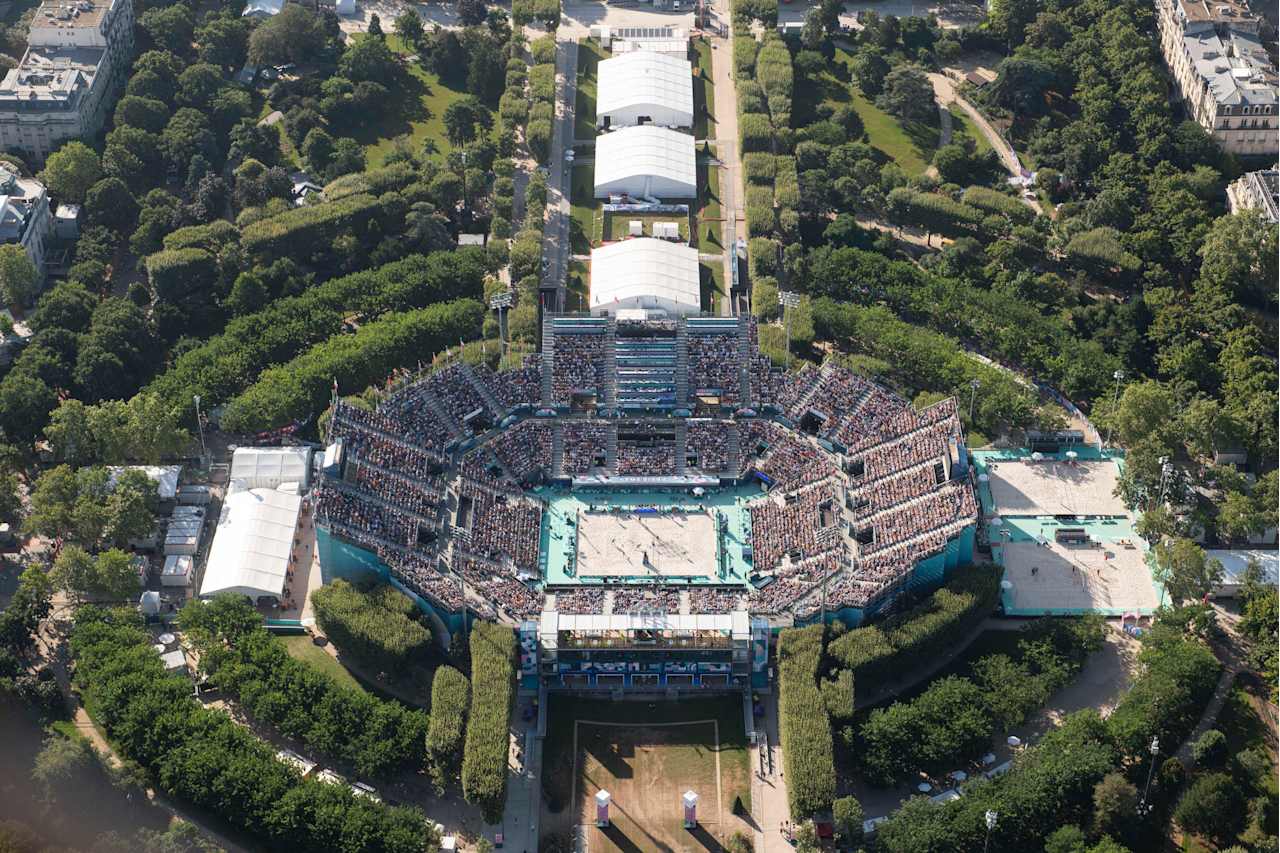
<box><xmin>220</xmin><ymin>298</ymin><xmax>484</xmax><ymax>431</ymax></box>
<box><xmin>1065</xmin><ymin>227</ymin><xmax>1142</xmax><ymax>276</ymax></box>
<box><xmin>777</xmin><ymin>625</ymin><xmax>837</xmax><ymax>818</ymax></box>
<box><xmin>145</xmin><ymin>248</ymin><xmax>217</xmax><ymax>302</ymax></box>
<box><xmin>461</xmin><ymin>621</ymin><xmax>515</xmax><ymax>823</ymax></box>
<box><xmin>241</xmin><ymin>192</ymin><xmax>384</xmax><ymax>261</ymax></box>
<box><xmin>960</xmin><ymin>186</ymin><xmax>1033</xmax><ymax>223</ymax></box>
<box><xmin>182</xmin><ymin>595</ymin><xmax>430</xmax><ymax>779</ymax></box>
<box><xmin>886</xmin><ymin>187</ymin><xmax>985</xmax><ymax>236</ymax></box>
<box><xmin>827</xmin><ymin>564</ymin><xmax>1003</xmax><ymax>684</ymax></box>
<box><xmin>513</xmin><ymin>0</ymin><xmax>559</xmax><ymax>28</ymax></box>
<box><xmin>426</xmin><ymin>665</ymin><xmax>470</xmax><ymax>794</ymax></box>
<box><xmin>70</xmin><ymin>605</ymin><xmax>435</xmax><ymax>853</ymax></box>
<box><xmin>311</xmin><ymin>579</ymin><xmax>434</xmax><ymax>676</ymax></box>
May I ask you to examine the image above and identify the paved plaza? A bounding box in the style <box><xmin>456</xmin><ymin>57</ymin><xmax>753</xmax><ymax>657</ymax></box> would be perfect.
<box><xmin>984</xmin><ymin>458</ymin><xmax>1128</xmax><ymax>518</ymax></box>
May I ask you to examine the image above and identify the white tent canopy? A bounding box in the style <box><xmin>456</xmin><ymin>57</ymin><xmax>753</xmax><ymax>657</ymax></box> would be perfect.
<box><xmin>597</xmin><ymin>50</ymin><xmax>694</xmax><ymax>128</ymax></box>
<box><xmin>108</xmin><ymin>465</ymin><xmax>181</xmax><ymax>500</ymax></box>
<box><xmin>199</xmin><ymin>488</ymin><xmax>302</xmax><ymax>600</ymax></box>
<box><xmin>594</xmin><ymin>125</ymin><xmax>696</xmax><ymax>200</ymax></box>
<box><xmin>229</xmin><ymin>446</ymin><xmax>312</xmax><ymax>491</ymax></box>
<box><xmin>590</xmin><ymin>238</ymin><xmax>701</xmax><ymax>317</ymax></box>
<box><xmin>1206</xmin><ymin>549</ymin><xmax>1279</xmax><ymax>596</ymax></box>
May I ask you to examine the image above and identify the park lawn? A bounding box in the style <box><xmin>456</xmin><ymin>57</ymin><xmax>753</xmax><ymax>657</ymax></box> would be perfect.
<box><xmin>567</xmin><ymin>259</ymin><xmax>589</xmax><ymax>311</ymax></box>
<box><xmin>696</xmin><ymin>160</ymin><xmax>722</xmax><ymax>250</ymax></box>
<box><xmin>828</xmin><ymin>48</ymin><xmax>937</xmax><ymax>176</ymax></box>
<box><xmin>949</xmin><ymin>106</ymin><xmax>992</xmax><ymax>156</ymax></box>
<box><xmin>701</xmin><ymin>262</ymin><xmax>725</xmax><ymax>314</ymax></box>
<box><xmin>356</xmin><ymin>34</ymin><xmax>469</xmax><ymax>169</ymax></box>
<box><xmin>575</xmin><ymin>39</ymin><xmax>609</xmax><ymax>141</ymax></box>
<box><xmin>569</xmin><ymin>164</ymin><xmax>600</xmax><ymax>253</ymax></box>
<box><xmin>281</xmin><ymin>634</ymin><xmax>366</xmax><ymax>694</ymax></box>
<box><xmin>603</xmin><ymin>212</ymin><xmax>689</xmax><ymax>242</ymax></box>
<box><xmin>693</xmin><ymin>37</ymin><xmax>716</xmax><ymax>139</ymax></box>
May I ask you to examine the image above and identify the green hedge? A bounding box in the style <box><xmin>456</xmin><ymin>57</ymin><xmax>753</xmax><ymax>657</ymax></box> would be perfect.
<box><xmin>886</xmin><ymin>187</ymin><xmax>984</xmax><ymax>236</ymax></box>
<box><xmin>145</xmin><ymin>247</ymin><xmax>216</xmax><ymax>302</ymax></box>
<box><xmin>241</xmin><ymin>192</ymin><xmax>384</xmax><ymax>262</ymax></box>
<box><xmin>163</xmin><ymin>219</ymin><xmax>240</xmax><ymax>252</ymax></box>
<box><xmin>773</xmin><ymin>156</ymin><xmax>800</xmax><ymax>208</ymax></box>
<box><xmin>1065</xmin><ymin>227</ymin><xmax>1141</xmax><ymax>275</ymax></box>
<box><xmin>529</xmin><ymin>64</ymin><xmax>555</xmax><ymax>103</ymax></box>
<box><xmin>324</xmin><ymin>163</ymin><xmax>419</xmax><ymax>201</ymax></box>
<box><xmin>311</xmin><ymin>579</ymin><xmax>433</xmax><ymax>676</ymax></box>
<box><xmin>733</xmin><ymin>32</ymin><xmax>758</xmax><ymax>77</ymax></box>
<box><xmin>513</xmin><ymin>0</ymin><xmax>559</xmax><ymax>28</ymax></box>
<box><xmin>70</xmin><ymin>606</ymin><xmax>435</xmax><ymax>853</ymax></box>
<box><xmin>220</xmin><ymin>298</ymin><xmax>484</xmax><ymax>431</ymax></box>
<box><xmin>740</xmin><ymin>112</ymin><xmax>773</xmax><ymax>153</ymax></box>
<box><xmin>826</xmin><ymin>564</ymin><xmax>1003</xmax><ymax>685</ymax></box>
<box><xmin>145</xmin><ymin>250</ymin><xmax>486</xmax><ymax>411</ymax></box>
<box><xmin>745</xmin><ymin>184</ymin><xmax>776</xmax><ymax>237</ymax></box>
<box><xmin>778</xmin><ymin>625</ymin><xmax>836</xmax><ymax>819</ymax></box>
<box><xmin>737</xmin><ymin>79</ymin><xmax>766</xmax><ymax>115</ymax></box>
<box><xmin>461</xmin><ymin>621</ymin><xmax>515</xmax><ymax>824</ymax></box>
<box><xmin>748</xmin><ymin>237</ymin><xmax>779</xmax><ymax>279</ymax></box>
<box><xmin>426</xmin><ymin>665</ymin><xmax>470</xmax><ymax>793</ymax></box>
<box><xmin>743</xmin><ymin>152</ymin><xmax>776</xmax><ymax>184</ymax></box>
<box><xmin>960</xmin><ymin>186</ymin><xmax>1033</xmax><ymax>223</ymax></box>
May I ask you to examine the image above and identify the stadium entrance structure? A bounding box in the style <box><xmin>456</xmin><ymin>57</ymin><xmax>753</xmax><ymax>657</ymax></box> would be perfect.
<box><xmin>310</xmin><ymin>314</ymin><xmax>980</xmax><ymax>691</ymax></box>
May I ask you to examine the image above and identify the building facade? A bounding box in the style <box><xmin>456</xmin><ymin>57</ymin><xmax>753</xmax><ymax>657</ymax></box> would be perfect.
<box><xmin>0</xmin><ymin>0</ymin><xmax>135</xmax><ymax>163</ymax></box>
<box><xmin>0</xmin><ymin>167</ymin><xmax>52</xmax><ymax>283</ymax></box>
<box><xmin>1155</xmin><ymin>0</ymin><xmax>1277</xmax><ymax>156</ymax></box>
<box><xmin>1226</xmin><ymin>168</ymin><xmax>1279</xmax><ymax>221</ymax></box>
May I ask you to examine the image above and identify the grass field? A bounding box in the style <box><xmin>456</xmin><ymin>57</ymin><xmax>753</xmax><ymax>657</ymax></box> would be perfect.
<box><xmin>696</xmin><ymin>160</ymin><xmax>722</xmax><ymax>250</ymax></box>
<box><xmin>949</xmin><ymin>106</ymin><xmax>993</xmax><ymax>156</ymax></box>
<box><xmin>281</xmin><ymin>634</ymin><xmax>366</xmax><ymax>693</ymax></box>
<box><xmin>576</xmin><ymin>39</ymin><xmax>609</xmax><ymax>141</ymax></box>
<box><xmin>693</xmin><ymin>38</ymin><xmax>716</xmax><ymax>139</ymax></box>
<box><xmin>356</xmin><ymin>35</ymin><xmax>470</xmax><ymax>169</ymax></box>
<box><xmin>701</xmin><ymin>262</ymin><xmax>726</xmax><ymax>314</ymax></box>
<box><xmin>603</xmin><ymin>212</ymin><xmax>689</xmax><ymax>242</ymax></box>
<box><xmin>567</xmin><ymin>259</ymin><xmax>590</xmax><ymax>311</ymax></box>
<box><xmin>541</xmin><ymin>696</ymin><xmax>752</xmax><ymax>853</ymax></box>
<box><xmin>569</xmin><ymin>165</ymin><xmax>600</xmax><ymax>253</ymax></box>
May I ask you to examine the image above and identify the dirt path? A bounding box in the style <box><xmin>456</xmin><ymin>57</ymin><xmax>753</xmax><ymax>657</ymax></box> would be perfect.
<box><xmin>1174</xmin><ymin>609</ymin><xmax>1247</xmax><ymax>768</ymax></box>
<box><xmin>926</xmin><ymin>72</ymin><xmax>1043</xmax><ymax>216</ymax></box>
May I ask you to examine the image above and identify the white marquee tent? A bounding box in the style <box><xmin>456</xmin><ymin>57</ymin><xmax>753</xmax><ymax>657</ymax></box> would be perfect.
<box><xmin>597</xmin><ymin>50</ymin><xmax>694</xmax><ymax>128</ymax></box>
<box><xmin>1206</xmin><ymin>549</ymin><xmax>1279</xmax><ymax>597</ymax></box>
<box><xmin>199</xmin><ymin>487</ymin><xmax>302</xmax><ymax>600</ymax></box>
<box><xmin>594</xmin><ymin>125</ymin><xmax>696</xmax><ymax>200</ymax></box>
<box><xmin>590</xmin><ymin>238</ymin><xmax>701</xmax><ymax>317</ymax></box>
<box><xmin>229</xmin><ymin>446</ymin><xmax>312</xmax><ymax>491</ymax></box>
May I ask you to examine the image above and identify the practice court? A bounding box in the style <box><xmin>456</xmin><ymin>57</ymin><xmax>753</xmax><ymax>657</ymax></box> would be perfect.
<box><xmin>985</xmin><ymin>458</ymin><xmax>1128</xmax><ymax>517</ymax></box>
<box><xmin>576</xmin><ymin>510</ymin><xmax>717</xmax><ymax>578</ymax></box>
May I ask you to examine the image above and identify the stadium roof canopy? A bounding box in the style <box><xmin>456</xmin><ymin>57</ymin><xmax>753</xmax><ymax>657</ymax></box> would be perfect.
<box><xmin>199</xmin><ymin>487</ymin><xmax>302</xmax><ymax>600</ymax></box>
<box><xmin>594</xmin><ymin>125</ymin><xmax>696</xmax><ymax>199</ymax></box>
<box><xmin>229</xmin><ymin>446</ymin><xmax>312</xmax><ymax>491</ymax></box>
<box><xmin>590</xmin><ymin>238</ymin><xmax>700</xmax><ymax>316</ymax></box>
<box><xmin>597</xmin><ymin>50</ymin><xmax>694</xmax><ymax>128</ymax></box>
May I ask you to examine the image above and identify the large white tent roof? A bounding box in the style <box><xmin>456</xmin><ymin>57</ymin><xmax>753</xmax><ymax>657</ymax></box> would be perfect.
<box><xmin>1206</xmin><ymin>549</ymin><xmax>1279</xmax><ymax>586</ymax></box>
<box><xmin>594</xmin><ymin>126</ymin><xmax>696</xmax><ymax>197</ymax></box>
<box><xmin>590</xmin><ymin>238</ymin><xmax>700</xmax><ymax>313</ymax></box>
<box><xmin>199</xmin><ymin>487</ymin><xmax>302</xmax><ymax>600</ymax></box>
<box><xmin>229</xmin><ymin>446</ymin><xmax>311</xmax><ymax>491</ymax></box>
<box><xmin>598</xmin><ymin>51</ymin><xmax>694</xmax><ymax>122</ymax></box>
<box><xmin>108</xmin><ymin>465</ymin><xmax>181</xmax><ymax>500</ymax></box>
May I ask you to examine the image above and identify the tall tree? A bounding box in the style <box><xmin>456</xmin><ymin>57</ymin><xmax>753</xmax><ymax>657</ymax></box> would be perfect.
<box><xmin>39</xmin><ymin>142</ymin><xmax>102</xmax><ymax>203</ymax></box>
<box><xmin>1153</xmin><ymin>538</ymin><xmax>1223</xmax><ymax>605</ymax></box>
<box><xmin>0</xmin><ymin>244</ymin><xmax>37</xmax><ymax>308</ymax></box>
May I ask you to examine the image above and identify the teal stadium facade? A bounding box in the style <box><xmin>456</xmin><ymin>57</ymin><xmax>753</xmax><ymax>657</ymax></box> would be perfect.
<box><xmin>314</xmin><ymin>316</ymin><xmax>978</xmax><ymax>691</ymax></box>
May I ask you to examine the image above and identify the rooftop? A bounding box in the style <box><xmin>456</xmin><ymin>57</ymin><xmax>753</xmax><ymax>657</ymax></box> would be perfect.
<box><xmin>1184</xmin><ymin>28</ymin><xmax>1277</xmax><ymax>106</ymax></box>
<box><xmin>597</xmin><ymin>50</ymin><xmax>694</xmax><ymax>121</ymax></box>
<box><xmin>594</xmin><ymin>125</ymin><xmax>696</xmax><ymax>194</ymax></box>
<box><xmin>33</xmin><ymin>0</ymin><xmax>110</xmax><ymax>30</ymax></box>
<box><xmin>1174</xmin><ymin>0</ymin><xmax>1258</xmax><ymax>26</ymax></box>
<box><xmin>590</xmin><ymin>237</ymin><xmax>700</xmax><ymax>313</ymax></box>
<box><xmin>0</xmin><ymin>45</ymin><xmax>103</xmax><ymax>106</ymax></box>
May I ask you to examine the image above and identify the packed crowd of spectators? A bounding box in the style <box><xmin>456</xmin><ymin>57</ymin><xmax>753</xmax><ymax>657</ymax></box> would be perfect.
<box><xmin>830</xmin><ymin>384</ymin><xmax>909</xmax><ymax>448</ymax></box>
<box><xmin>348</xmin><ymin>460</ymin><xmax>442</xmax><ymax>519</ymax></box>
<box><xmin>552</xmin><ymin>333</ymin><xmax>606</xmax><ymax>404</ymax></box>
<box><xmin>452</xmin><ymin>553</ymin><xmax>542</xmax><ymax>618</ymax></box>
<box><xmin>388</xmin><ymin>363</ymin><xmax>494</xmax><ymax>428</ymax></box>
<box><xmin>850</xmin><ymin>423</ymin><xmax>953</xmax><ymax>484</ymax></box>
<box><xmin>555</xmin><ymin>588</ymin><xmax>607</xmax><ymax>614</ymax></box>
<box><xmin>687</xmin><ymin>333</ymin><xmax>743</xmax><ymax>405</ymax></box>
<box><xmin>333</xmin><ymin>395</ymin><xmax>455</xmax><ymax>457</ymax></box>
<box><xmin>611</xmin><ymin>587</ymin><xmax>682</xmax><ymax>612</ymax></box>
<box><xmin>474</xmin><ymin>359</ymin><xmax>542</xmax><ymax>412</ymax></box>
<box><xmin>686</xmin><ymin>420</ymin><xmax>732</xmax><ymax>472</ymax></box>
<box><xmin>858</xmin><ymin>482</ymin><xmax>977</xmax><ymax>556</ymax></box>
<box><xmin>847</xmin><ymin>463</ymin><xmax>940</xmax><ymax>520</ymax></box>
<box><xmin>689</xmin><ymin>587</ymin><xmax>741</xmax><ymax>613</ymax></box>
<box><xmin>315</xmin><ymin>481</ymin><xmax>416</xmax><ymax>549</ymax></box>
<box><xmin>381</xmin><ymin>549</ymin><xmax>466</xmax><ymax>611</ymax></box>
<box><xmin>562</xmin><ymin>420</ymin><xmax>610</xmax><ymax>474</ymax></box>
<box><xmin>773</xmin><ymin>363</ymin><xmax>823</xmax><ymax>415</ymax></box>
<box><xmin>749</xmin><ymin>484</ymin><xmax>839</xmax><ymax>571</ymax></box>
<box><xmin>748</xmin><ymin>424</ymin><xmax>835</xmax><ymax>491</ymax></box>
<box><xmin>490</xmin><ymin>420</ymin><xmax>553</xmax><ymax>480</ymax></box>
<box><xmin>456</xmin><ymin>482</ymin><xmax>543</xmax><ymax>570</ymax></box>
<box><xmin>616</xmin><ymin>442</ymin><xmax>675</xmax><ymax>476</ymax></box>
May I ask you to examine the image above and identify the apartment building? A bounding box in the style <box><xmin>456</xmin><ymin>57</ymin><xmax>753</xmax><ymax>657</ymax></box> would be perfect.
<box><xmin>1227</xmin><ymin>167</ymin><xmax>1279</xmax><ymax>221</ymax></box>
<box><xmin>1156</xmin><ymin>0</ymin><xmax>1277</xmax><ymax>157</ymax></box>
<box><xmin>0</xmin><ymin>166</ymin><xmax>52</xmax><ymax>285</ymax></box>
<box><xmin>0</xmin><ymin>0</ymin><xmax>135</xmax><ymax>163</ymax></box>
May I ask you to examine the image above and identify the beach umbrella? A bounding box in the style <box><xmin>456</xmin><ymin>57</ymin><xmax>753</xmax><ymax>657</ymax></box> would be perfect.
<box><xmin>1000</xmin><ymin>580</ymin><xmax>1013</xmax><ymax>590</ymax></box>
<box><xmin>1031</xmin><ymin>451</ymin><xmax>1044</xmax><ymax>461</ymax></box>
<box><xmin>978</xmin><ymin>473</ymin><xmax>990</xmax><ymax>483</ymax></box>
<box><xmin>1065</xmin><ymin>450</ymin><xmax>1078</xmax><ymax>461</ymax></box>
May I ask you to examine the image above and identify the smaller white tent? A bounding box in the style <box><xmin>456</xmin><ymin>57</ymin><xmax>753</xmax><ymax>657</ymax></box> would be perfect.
<box><xmin>108</xmin><ymin>465</ymin><xmax>182</xmax><ymax>500</ymax></box>
<box><xmin>161</xmin><ymin>555</ymin><xmax>193</xmax><ymax>587</ymax></box>
<box><xmin>230</xmin><ymin>447</ymin><xmax>312</xmax><ymax>491</ymax></box>
<box><xmin>1206</xmin><ymin>549</ymin><xmax>1279</xmax><ymax>597</ymax></box>
<box><xmin>199</xmin><ymin>487</ymin><xmax>302</xmax><ymax>600</ymax></box>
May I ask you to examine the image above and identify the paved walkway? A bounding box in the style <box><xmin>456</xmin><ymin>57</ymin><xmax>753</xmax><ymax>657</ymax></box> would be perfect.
<box><xmin>749</xmin><ymin>690</ymin><xmax>794</xmax><ymax>852</ymax></box>
<box><xmin>707</xmin><ymin>1</ymin><xmax>743</xmax><ymax>316</ymax></box>
<box><xmin>540</xmin><ymin>36</ymin><xmax>579</xmax><ymax>312</ymax></box>
<box><xmin>1174</xmin><ymin>609</ymin><xmax>1246</xmax><ymax>768</ymax></box>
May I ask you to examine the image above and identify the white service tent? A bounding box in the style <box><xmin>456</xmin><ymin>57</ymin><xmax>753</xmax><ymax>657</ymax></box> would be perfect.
<box><xmin>199</xmin><ymin>487</ymin><xmax>302</xmax><ymax>600</ymax></box>
<box><xmin>1206</xmin><ymin>549</ymin><xmax>1279</xmax><ymax>597</ymax></box>
<box><xmin>594</xmin><ymin>125</ymin><xmax>696</xmax><ymax>200</ymax></box>
<box><xmin>597</xmin><ymin>51</ymin><xmax>694</xmax><ymax>128</ymax></box>
<box><xmin>108</xmin><ymin>465</ymin><xmax>182</xmax><ymax>500</ymax></box>
<box><xmin>229</xmin><ymin>446</ymin><xmax>312</xmax><ymax>491</ymax></box>
<box><xmin>590</xmin><ymin>238</ymin><xmax>701</xmax><ymax>317</ymax></box>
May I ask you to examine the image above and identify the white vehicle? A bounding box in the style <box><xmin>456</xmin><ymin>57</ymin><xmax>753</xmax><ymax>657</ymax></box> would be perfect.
<box><xmin>564</xmin><ymin>149</ymin><xmax>576</xmax><ymax>161</ymax></box>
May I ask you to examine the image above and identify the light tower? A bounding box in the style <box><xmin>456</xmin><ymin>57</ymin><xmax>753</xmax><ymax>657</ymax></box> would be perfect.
<box><xmin>683</xmin><ymin>790</ymin><xmax>698</xmax><ymax>829</ymax></box>
<box><xmin>595</xmin><ymin>790</ymin><xmax>611</xmax><ymax>827</ymax></box>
